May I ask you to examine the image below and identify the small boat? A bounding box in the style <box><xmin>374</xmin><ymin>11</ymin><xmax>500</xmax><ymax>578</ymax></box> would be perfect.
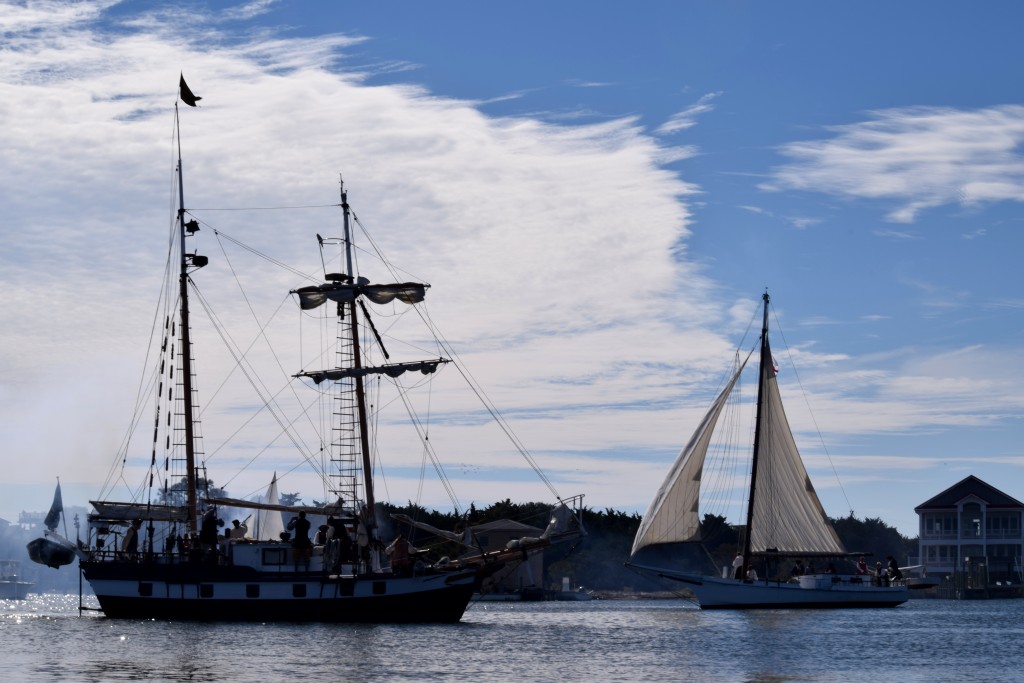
<box><xmin>0</xmin><ymin>561</ymin><xmax>33</xmax><ymax>600</ymax></box>
<box><xmin>26</xmin><ymin>482</ymin><xmax>80</xmax><ymax>569</ymax></box>
<box><xmin>628</xmin><ymin>292</ymin><xmax>908</xmax><ymax>609</ymax></box>
<box><xmin>74</xmin><ymin>79</ymin><xmax>582</xmax><ymax>622</ymax></box>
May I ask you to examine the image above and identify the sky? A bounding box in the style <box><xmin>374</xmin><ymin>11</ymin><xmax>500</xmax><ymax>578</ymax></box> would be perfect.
<box><xmin>2</xmin><ymin>0</ymin><xmax>1023</xmax><ymax>538</ymax></box>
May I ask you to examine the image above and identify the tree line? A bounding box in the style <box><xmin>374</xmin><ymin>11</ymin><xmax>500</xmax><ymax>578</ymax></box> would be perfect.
<box><xmin>382</xmin><ymin>501</ymin><xmax>918</xmax><ymax>593</ymax></box>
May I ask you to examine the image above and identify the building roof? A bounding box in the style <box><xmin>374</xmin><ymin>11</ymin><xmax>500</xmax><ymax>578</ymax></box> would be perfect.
<box><xmin>915</xmin><ymin>475</ymin><xmax>1024</xmax><ymax>511</ymax></box>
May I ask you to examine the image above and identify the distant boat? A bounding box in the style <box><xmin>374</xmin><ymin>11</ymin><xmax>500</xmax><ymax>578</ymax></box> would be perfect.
<box><xmin>0</xmin><ymin>561</ymin><xmax>33</xmax><ymax>600</ymax></box>
<box><xmin>628</xmin><ymin>292</ymin><xmax>909</xmax><ymax>609</ymax></box>
<box><xmin>72</xmin><ymin>87</ymin><xmax>583</xmax><ymax>622</ymax></box>
<box><xmin>26</xmin><ymin>482</ymin><xmax>79</xmax><ymax>569</ymax></box>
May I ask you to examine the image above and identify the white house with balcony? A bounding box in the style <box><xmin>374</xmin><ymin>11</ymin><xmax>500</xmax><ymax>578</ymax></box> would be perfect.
<box><xmin>915</xmin><ymin>475</ymin><xmax>1023</xmax><ymax>580</ymax></box>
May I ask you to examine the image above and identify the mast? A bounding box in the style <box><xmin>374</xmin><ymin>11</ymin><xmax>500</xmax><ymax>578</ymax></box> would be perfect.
<box><xmin>174</xmin><ymin>103</ymin><xmax>202</xmax><ymax>533</ymax></box>
<box><xmin>742</xmin><ymin>289</ymin><xmax>771</xmax><ymax>566</ymax></box>
<box><xmin>340</xmin><ymin>182</ymin><xmax>377</xmax><ymax>528</ymax></box>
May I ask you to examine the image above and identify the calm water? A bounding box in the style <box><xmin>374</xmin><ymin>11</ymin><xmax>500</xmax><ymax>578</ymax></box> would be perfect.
<box><xmin>2</xmin><ymin>593</ymin><xmax>1021</xmax><ymax>682</ymax></box>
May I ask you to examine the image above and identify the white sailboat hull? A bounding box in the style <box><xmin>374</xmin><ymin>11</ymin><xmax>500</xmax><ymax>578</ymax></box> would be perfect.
<box><xmin>632</xmin><ymin>564</ymin><xmax>909</xmax><ymax>609</ymax></box>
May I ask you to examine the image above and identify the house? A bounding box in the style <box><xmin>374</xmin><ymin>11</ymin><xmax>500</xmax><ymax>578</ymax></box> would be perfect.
<box><xmin>468</xmin><ymin>518</ymin><xmax>545</xmax><ymax>596</ymax></box>
<box><xmin>915</xmin><ymin>475</ymin><xmax>1023</xmax><ymax>581</ymax></box>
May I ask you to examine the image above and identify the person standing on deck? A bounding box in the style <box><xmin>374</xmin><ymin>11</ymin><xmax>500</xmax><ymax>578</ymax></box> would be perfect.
<box><xmin>121</xmin><ymin>518</ymin><xmax>142</xmax><ymax>560</ymax></box>
<box><xmin>288</xmin><ymin>511</ymin><xmax>312</xmax><ymax>570</ymax></box>
<box><xmin>732</xmin><ymin>553</ymin><xmax>744</xmax><ymax>579</ymax></box>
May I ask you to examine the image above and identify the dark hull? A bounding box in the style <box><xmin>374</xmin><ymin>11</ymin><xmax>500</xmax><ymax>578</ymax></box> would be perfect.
<box><xmin>81</xmin><ymin>561</ymin><xmax>482</xmax><ymax>623</ymax></box>
<box><xmin>27</xmin><ymin>536</ymin><xmax>77</xmax><ymax>569</ymax></box>
<box><xmin>628</xmin><ymin>563</ymin><xmax>909</xmax><ymax>609</ymax></box>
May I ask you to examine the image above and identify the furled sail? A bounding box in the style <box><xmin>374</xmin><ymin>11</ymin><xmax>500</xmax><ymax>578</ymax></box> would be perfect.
<box><xmin>296</xmin><ymin>359</ymin><xmax>449</xmax><ymax>384</ymax></box>
<box><xmin>292</xmin><ymin>279</ymin><xmax>428</xmax><ymax>310</ymax></box>
<box><xmin>749</xmin><ymin>344</ymin><xmax>845</xmax><ymax>555</ymax></box>
<box><xmin>90</xmin><ymin>501</ymin><xmax>188</xmax><ymax>523</ymax></box>
<box><xmin>630</xmin><ymin>355</ymin><xmax>750</xmax><ymax>557</ymax></box>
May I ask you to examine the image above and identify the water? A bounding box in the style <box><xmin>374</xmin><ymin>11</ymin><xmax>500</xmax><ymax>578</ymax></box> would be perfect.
<box><xmin>2</xmin><ymin>594</ymin><xmax>1021</xmax><ymax>682</ymax></box>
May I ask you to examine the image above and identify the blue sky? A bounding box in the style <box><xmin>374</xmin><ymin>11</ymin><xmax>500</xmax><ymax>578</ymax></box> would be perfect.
<box><xmin>2</xmin><ymin>0</ymin><xmax>1023</xmax><ymax>537</ymax></box>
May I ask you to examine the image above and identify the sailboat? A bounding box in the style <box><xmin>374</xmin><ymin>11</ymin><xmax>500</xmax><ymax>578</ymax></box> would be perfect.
<box><xmin>628</xmin><ymin>292</ymin><xmax>908</xmax><ymax>609</ymax></box>
<box><xmin>0</xmin><ymin>561</ymin><xmax>34</xmax><ymax>600</ymax></box>
<box><xmin>75</xmin><ymin>80</ymin><xmax>582</xmax><ymax>622</ymax></box>
<box><xmin>27</xmin><ymin>482</ymin><xmax>80</xmax><ymax>569</ymax></box>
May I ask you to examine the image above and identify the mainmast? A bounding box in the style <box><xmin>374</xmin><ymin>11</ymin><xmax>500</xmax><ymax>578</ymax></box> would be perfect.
<box><xmin>742</xmin><ymin>290</ymin><xmax>771</xmax><ymax>566</ymax></box>
<box><xmin>174</xmin><ymin>103</ymin><xmax>207</xmax><ymax>534</ymax></box>
<box><xmin>339</xmin><ymin>182</ymin><xmax>377</xmax><ymax>527</ymax></box>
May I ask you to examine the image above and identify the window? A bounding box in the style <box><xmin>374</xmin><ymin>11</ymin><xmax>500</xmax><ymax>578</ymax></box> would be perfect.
<box><xmin>924</xmin><ymin>545</ymin><xmax>957</xmax><ymax>565</ymax></box>
<box><xmin>986</xmin><ymin>512</ymin><xmax>1021</xmax><ymax>539</ymax></box>
<box><xmin>262</xmin><ymin>548</ymin><xmax>289</xmax><ymax>565</ymax></box>
<box><xmin>921</xmin><ymin>513</ymin><xmax>957</xmax><ymax>538</ymax></box>
<box><xmin>988</xmin><ymin>544</ymin><xmax>1022</xmax><ymax>559</ymax></box>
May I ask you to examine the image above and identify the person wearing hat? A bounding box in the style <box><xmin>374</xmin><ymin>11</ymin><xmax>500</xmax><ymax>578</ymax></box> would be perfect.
<box><xmin>229</xmin><ymin>518</ymin><xmax>248</xmax><ymax>539</ymax></box>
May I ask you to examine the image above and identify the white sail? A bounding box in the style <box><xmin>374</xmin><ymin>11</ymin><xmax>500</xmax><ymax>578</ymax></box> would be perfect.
<box><xmin>630</xmin><ymin>356</ymin><xmax>749</xmax><ymax>557</ymax></box>
<box><xmin>250</xmin><ymin>474</ymin><xmax>286</xmax><ymax>541</ymax></box>
<box><xmin>749</xmin><ymin>349</ymin><xmax>845</xmax><ymax>554</ymax></box>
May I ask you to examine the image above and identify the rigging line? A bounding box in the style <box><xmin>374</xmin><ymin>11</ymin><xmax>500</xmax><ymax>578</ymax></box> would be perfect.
<box><xmin>769</xmin><ymin>304</ymin><xmax>854</xmax><ymax>516</ymax></box>
<box><xmin>346</xmin><ymin>201</ymin><xmax>555</xmax><ymax>501</ymax></box>
<box><xmin>196</xmin><ymin>222</ymin><xmax>313</xmax><ymax>282</ymax></box>
<box><xmin>369</xmin><ymin>375</ymin><xmax>385</xmax><ymax>506</ymax></box>
<box><xmin>451</xmin><ymin>356</ymin><xmax>561</xmax><ymax>500</ymax></box>
<box><xmin>394</xmin><ymin>378</ymin><xmax>464</xmax><ymax>514</ymax></box>
<box><xmin>215</xmin><ymin>389</ymin><xmax>330</xmax><ymax>492</ymax></box>
<box><xmin>351</xmin><ymin>212</ymin><xmax>433</xmax><ymax>285</ymax></box>
<box><xmin>99</xmin><ymin>219</ymin><xmax>181</xmax><ymax>502</ymax></box>
<box><xmin>416</xmin><ymin>362</ymin><xmax>436</xmax><ymax>510</ymax></box>
<box><xmin>188</xmin><ymin>284</ymin><xmax>327</xmax><ymax>481</ymax></box>
<box><xmin>101</xmin><ymin>111</ymin><xmax>197</xmax><ymax>503</ymax></box>
<box><xmin>211</xmin><ymin>230</ymin><xmax>326</xmax><ymax>444</ymax></box>
<box><xmin>404</xmin><ymin>301</ymin><xmax>562</xmax><ymax>501</ymax></box>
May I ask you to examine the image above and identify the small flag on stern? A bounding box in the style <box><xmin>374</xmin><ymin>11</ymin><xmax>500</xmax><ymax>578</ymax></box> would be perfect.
<box><xmin>179</xmin><ymin>74</ymin><xmax>202</xmax><ymax>107</ymax></box>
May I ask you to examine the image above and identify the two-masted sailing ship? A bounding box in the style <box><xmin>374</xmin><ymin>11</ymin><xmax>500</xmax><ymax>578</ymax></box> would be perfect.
<box><xmin>73</xmin><ymin>81</ymin><xmax>581</xmax><ymax>622</ymax></box>
<box><xmin>628</xmin><ymin>292</ymin><xmax>909</xmax><ymax>609</ymax></box>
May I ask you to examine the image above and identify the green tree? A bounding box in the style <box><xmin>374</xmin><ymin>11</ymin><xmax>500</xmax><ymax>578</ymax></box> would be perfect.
<box><xmin>159</xmin><ymin>477</ymin><xmax>226</xmax><ymax>505</ymax></box>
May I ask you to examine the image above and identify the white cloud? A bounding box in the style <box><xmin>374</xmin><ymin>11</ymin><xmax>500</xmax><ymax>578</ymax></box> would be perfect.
<box><xmin>0</xmin><ymin>1</ymin><xmax>732</xmax><ymax>515</ymax></box>
<box><xmin>656</xmin><ymin>91</ymin><xmax>723</xmax><ymax>135</ymax></box>
<box><xmin>764</xmin><ymin>105</ymin><xmax>1024</xmax><ymax>222</ymax></box>
<box><xmin>2</xmin><ymin>3</ymin><xmax>1022</xmax><ymax>534</ymax></box>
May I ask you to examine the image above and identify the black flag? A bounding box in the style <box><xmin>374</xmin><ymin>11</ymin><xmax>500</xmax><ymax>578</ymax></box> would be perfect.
<box><xmin>179</xmin><ymin>74</ymin><xmax>201</xmax><ymax>107</ymax></box>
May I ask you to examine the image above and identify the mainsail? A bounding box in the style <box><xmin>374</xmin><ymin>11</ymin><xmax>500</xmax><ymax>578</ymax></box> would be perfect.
<box><xmin>748</xmin><ymin>341</ymin><xmax>844</xmax><ymax>555</ymax></box>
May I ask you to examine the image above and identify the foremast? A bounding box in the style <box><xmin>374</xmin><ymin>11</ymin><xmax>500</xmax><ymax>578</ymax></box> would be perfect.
<box><xmin>741</xmin><ymin>290</ymin><xmax>771</xmax><ymax>569</ymax></box>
